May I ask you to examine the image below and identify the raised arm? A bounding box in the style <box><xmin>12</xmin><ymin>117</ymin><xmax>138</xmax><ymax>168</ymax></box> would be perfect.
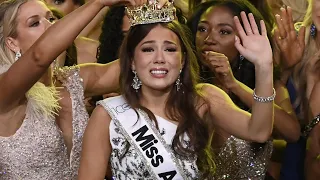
<box><xmin>78</xmin><ymin>105</ymin><xmax>112</xmax><ymax>180</ymax></box>
<box><xmin>0</xmin><ymin>0</ymin><xmax>106</xmax><ymax>112</ymax></box>
<box><xmin>202</xmin><ymin>12</ymin><xmax>274</xmax><ymax>142</ymax></box>
<box><xmin>79</xmin><ymin>59</ymin><xmax>120</xmax><ymax>97</ymax></box>
<box><xmin>205</xmin><ymin>50</ymin><xmax>300</xmax><ymax>142</ymax></box>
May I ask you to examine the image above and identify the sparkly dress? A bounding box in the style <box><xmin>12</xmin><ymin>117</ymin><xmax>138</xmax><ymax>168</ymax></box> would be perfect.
<box><xmin>213</xmin><ymin>135</ymin><xmax>273</xmax><ymax>180</ymax></box>
<box><xmin>0</xmin><ymin>66</ymin><xmax>88</xmax><ymax>180</ymax></box>
<box><xmin>55</xmin><ymin>66</ymin><xmax>89</xmax><ymax>179</ymax></box>
<box><xmin>98</xmin><ymin>96</ymin><xmax>200</xmax><ymax>180</ymax></box>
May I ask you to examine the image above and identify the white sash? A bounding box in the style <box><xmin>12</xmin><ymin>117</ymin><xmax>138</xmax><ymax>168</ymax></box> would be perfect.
<box><xmin>102</xmin><ymin>96</ymin><xmax>187</xmax><ymax>180</ymax></box>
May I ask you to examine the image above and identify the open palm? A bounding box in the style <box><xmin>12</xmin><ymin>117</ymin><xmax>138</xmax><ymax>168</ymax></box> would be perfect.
<box><xmin>274</xmin><ymin>7</ymin><xmax>305</xmax><ymax>69</ymax></box>
<box><xmin>234</xmin><ymin>12</ymin><xmax>272</xmax><ymax>66</ymax></box>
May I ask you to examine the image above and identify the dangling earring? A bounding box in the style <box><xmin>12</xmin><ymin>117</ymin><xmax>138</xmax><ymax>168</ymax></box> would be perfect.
<box><xmin>175</xmin><ymin>70</ymin><xmax>182</xmax><ymax>92</ymax></box>
<box><xmin>239</xmin><ymin>54</ymin><xmax>244</xmax><ymax>70</ymax></box>
<box><xmin>15</xmin><ymin>50</ymin><xmax>21</xmax><ymax>61</ymax></box>
<box><xmin>131</xmin><ymin>70</ymin><xmax>142</xmax><ymax>92</ymax></box>
<box><xmin>310</xmin><ymin>24</ymin><xmax>316</xmax><ymax>38</ymax></box>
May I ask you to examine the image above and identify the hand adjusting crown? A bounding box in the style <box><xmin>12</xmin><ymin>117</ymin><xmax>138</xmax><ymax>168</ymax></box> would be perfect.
<box><xmin>125</xmin><ymin>0</ymin><xmax>175</xmax><ymax>26</ymax></box>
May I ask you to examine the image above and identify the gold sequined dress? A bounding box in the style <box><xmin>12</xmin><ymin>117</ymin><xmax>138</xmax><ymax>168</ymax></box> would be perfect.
<box><xmin>0</xmin><ymin>66</ymin><xmax>89</xmax><ymax>180</ymax></box>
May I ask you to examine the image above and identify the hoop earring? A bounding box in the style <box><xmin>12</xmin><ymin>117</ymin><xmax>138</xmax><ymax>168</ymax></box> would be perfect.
<box><xmin>311</xmin><ymin>24</ymin><xmax>316</xmax><ymax>38</ymax></box>
<box><xmin>175</xmin><ymin>70</ymin><xmax>182</xmax><ymax>92</ymax></box>
<box><xmin>239</xmin><ymin>54</ymin><xmax>244</xmax><ymax>70</ymax></box>
<box><xmin>15</xmin><ymin>50</ymin><xmax>21</xmax><ymax>61</ymax></box>
<box><xmin>131</xmin><ymin>70</ymin><xmax>142</xmax><ymax>92</ymax></box>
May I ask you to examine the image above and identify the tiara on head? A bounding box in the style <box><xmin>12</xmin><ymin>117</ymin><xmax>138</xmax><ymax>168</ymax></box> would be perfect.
<box><xmin>125</xmin><ymin>0</ymin><xmax>175</xmax><ymax>26</ymax></box>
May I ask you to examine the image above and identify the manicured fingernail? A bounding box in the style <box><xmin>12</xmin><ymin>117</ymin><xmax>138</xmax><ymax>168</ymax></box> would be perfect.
<box><xmin>235</xmin><ymin>35</ymin><xmax>238</xmax><ymax>41</ymax></box>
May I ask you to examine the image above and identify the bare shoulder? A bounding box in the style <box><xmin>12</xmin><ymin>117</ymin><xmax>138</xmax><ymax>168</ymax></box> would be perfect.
<box><xmin>90</xmin><ymin>105</ymin><xmax>112</xmax><ymax>125</ymax></box>
<box><xmin>196</xmin><ymin>83</ymin><xmax>230</xmax><ymax>103</ymax></box>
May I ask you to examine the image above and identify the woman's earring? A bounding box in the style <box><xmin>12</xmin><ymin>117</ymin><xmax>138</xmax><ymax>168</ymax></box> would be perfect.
<box><xmin>311</xmin><ymin>24</ymin><xmax>316</xmax><ymax>38</ymax></box>
<box><xmin>175</xmin><ymin>70</ymin><xmax>182</xmax><ymax>92</ymax></box>
<box><xmin>15</xmin><ymin>50</ymin><xmax>21</xmax><ymax>61</ymax></box>
<box><xmin>239</xmin><ymin>54</ymin><xmax>244</xmax><ymax>70</ymax></box>
<box><xmin>131</xmin><ymin>70</ymin><xmax>142</xmax><ymax>92</ymax></box>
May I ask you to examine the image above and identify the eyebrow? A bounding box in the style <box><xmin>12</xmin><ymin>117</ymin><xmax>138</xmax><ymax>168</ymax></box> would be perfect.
<box><xmin>141</xmin><ymin>40</ymin><xmax>177</xmax><ymax>46</ymax></box>
<box><xmin>199</xmin><ymin>20</ymin><xmax>234</xmax><ymax>28</ymax></box>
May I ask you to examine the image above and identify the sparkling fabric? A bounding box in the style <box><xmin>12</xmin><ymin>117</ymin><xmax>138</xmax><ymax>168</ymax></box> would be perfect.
<box><xmin>98</xmin><ymin>98</ymin><xmax>199</xmax><ymax>180</ymax></box>
<box><xmin>0</xmin><ymin>102</ymin><xmax>71</xmax><ymax>180</ymax></box>
<box><xmin>213</xmin><ymin>136</ymin><xmax>273</xmax><ymax>180</ymax></box>
<box><xmin>0</xmin><ymin>66</ymin><xmax>88</xmax><ymax>180</ymax></box>
<box><xmin>55</xmin><ymin>66</ymin><xmax>89</xmax><ymax>180</ymax></box>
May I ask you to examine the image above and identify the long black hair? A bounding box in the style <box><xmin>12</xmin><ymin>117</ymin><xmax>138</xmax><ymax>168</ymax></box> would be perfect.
<box><xmin>96</xmin><ymin>5</ymin><xmax>126</xmax><ymax>64</ymax></box>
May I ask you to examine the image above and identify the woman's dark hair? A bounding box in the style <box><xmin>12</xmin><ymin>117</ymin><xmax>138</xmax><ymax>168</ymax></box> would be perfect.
<box><xmin>187</xmin><ymin>0</ymin><xmax>274</xmax><ymax>110</ymax></box>
<box><xmin>97</xmin><ymin>5</ymin><xmax>126</xmax><ymax>64</ymax></box>
<box><xmin>189</xmin><ymin>0</ymin><xmax>275</xmax><ymax>29</ymax></box>
<box><xmin>50</xmin><ymin>6</ymin><xmax>77</xmax><ymax>66</ymax></box>
<box><xmin>91</xmin><ymin>6</ymin><xmax>127</xmax><ymax>105</ymax></box>
<box><xmin>119</xmin><ymin>21</ymin><xmax>214</xmax><ymax>176</ymax></box>
<box><xmin>248</xmin><ymin>0</ymin><xmax>275</xmax><ymax>29</ymax></box>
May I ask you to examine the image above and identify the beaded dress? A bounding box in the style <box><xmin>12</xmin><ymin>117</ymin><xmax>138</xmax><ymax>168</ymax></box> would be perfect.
<box><xmin>98</xmin><ymin>96</ymin><xmax>200</xmax><ymax>180</ymax></box>
<box><xmin>0</xmin><ymin>66</ymin><xmax>88</xmax><ymax>180</ymax></box>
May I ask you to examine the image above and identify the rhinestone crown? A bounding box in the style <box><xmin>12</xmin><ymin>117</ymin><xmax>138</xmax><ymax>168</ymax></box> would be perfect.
<box><xmin>125</xmin><ymin>0</ymin><xmax>175</xmax><ymax>26</ymax></box>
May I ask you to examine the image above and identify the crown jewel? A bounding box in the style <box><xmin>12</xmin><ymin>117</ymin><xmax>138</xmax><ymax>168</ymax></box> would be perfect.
<box><xmin>125</xmin><ymin>0</ymin><xmax>175</xmax><ymax>26</ymax></box>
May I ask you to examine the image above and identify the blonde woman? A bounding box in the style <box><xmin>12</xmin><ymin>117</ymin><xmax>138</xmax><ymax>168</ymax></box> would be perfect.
<box><xmin>274</xmin><ymin>1</ymin><xmax>320</xmax><ymax>179</ymax></box>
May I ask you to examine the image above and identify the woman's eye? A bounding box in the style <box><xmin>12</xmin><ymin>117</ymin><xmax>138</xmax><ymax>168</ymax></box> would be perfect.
<box><xmin>49</xmin><ymin>17</ymin><xmax>57</xmax><ymax>22</ymax></box>
<box><xmin>30</xmin><ymin>21</ymin><xmax>40</xmax><ymax>27</ymax></box>
<box><xmin>220</xmin><ymin>30</ymin><xmax>231</xmax><ymax>35</ymax></box>
<box><xmin>142</xmin><ymin>48</ymin><xmax>154</xmax><ymax>52</ymax></box>
<box><xmin>165</xmin><ymin>48</ymin><xmax>177</xmax><ymax>52</ymax></box>
<box><xmin>54</xmin><ymin>0</ymin><xmax>64</xmax><ymax>5</ymax></box>
<box><xmin>197</xmin><ymin>26</ymin><xmax>207</xmax><ymax>32</ymax></box>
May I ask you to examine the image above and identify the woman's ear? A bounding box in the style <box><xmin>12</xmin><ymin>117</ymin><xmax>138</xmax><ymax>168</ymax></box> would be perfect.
<box><xmin>131</xmin><ymin>59</ymin><xmax>136</xmax><ymax>71</ymax></box>
<box><xmin>5</xmin><ymin>37</ymin><xmax>20</xmax><ymax>54</ymax></box>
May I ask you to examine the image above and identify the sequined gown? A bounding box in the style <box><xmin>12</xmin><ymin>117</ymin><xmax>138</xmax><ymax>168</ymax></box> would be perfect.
<box><xmin>213</xmin><ymin>135</ymin><xmax>273</xmax><ymax>180</ymax></box>
<box><xmin>98</xmin><ymin>96</ymin><xmax>200</xmax><ymax>180</ymax></box>
<box><xmin>0</xmin><ymin>66</ymin><xmax>88</xmax><ymax>180</ymax></box>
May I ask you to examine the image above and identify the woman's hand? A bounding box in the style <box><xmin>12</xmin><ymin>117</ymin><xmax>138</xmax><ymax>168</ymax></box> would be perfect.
<box><xmin>274</xmin><ymin>7</ymin><xmax>306</xmax><ymax>69</ymax></box>
<box><xmin>204</xmin><ymin>51</ymin><xmax>238</xmax><ymax>90</ymax></box>
<box><xmin>234</xmin><ymin>12</ymin><xmax>273</xmax><ymax>67</ymax></box>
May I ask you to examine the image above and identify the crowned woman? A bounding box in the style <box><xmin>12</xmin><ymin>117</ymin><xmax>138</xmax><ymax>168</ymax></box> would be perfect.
<box><xmin>78</xmin><ymin>0</ymin><xmax>276</xmax><ymax>179</ymax></box>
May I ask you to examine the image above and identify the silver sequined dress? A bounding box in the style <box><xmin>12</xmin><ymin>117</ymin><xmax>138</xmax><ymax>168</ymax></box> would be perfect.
<box><xmin>213</xmin><ymin>136</ymin><xmax>273</xmax><ymax>180</ymax></box>
<box><xmin>0</xmin><ymin>66</ymin><xmax>88</xmax><ymax>180</ymax></box>
<box><xmin>55</xmin><ymin>66</ymin><xmax>89</xmax><ymax>179</ymax></box>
